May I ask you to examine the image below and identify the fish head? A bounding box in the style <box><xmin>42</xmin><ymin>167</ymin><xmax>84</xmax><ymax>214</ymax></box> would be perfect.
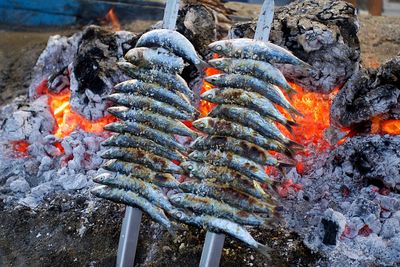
<box><xmin>200</xmin><ymin>88</ymin><xmax>217</xmax><ymax>101</ymax></box>
<box><xmin>169</xmin><ymin>193</ymin><xmax>185</xmax><ymax>205</ymax></box>
<box><xmin>178</xmin><ymin>181</ymin><xmax>197</xmax><ymax>192</ymax></box>
<box><xmin>92</xmin><ymin>172</ymin><xmax>113</xmax><ymax>183</ymax></box>
<box><xmin>208</xmin><ymin>40</ymin><xmax>230</xmax><ymax>54</ymax></box>
<box><xmin>204</xmin><ymin>74</ymin><xmax>225</xmax><ymax>86</ymax></box>
<box><xmin>192</xmin><ymin>118</ymin><xmax>208</xmax><ymax>131</ymax></box>
<box><xmin>208</xmin><ymin>58</ymin><xmax>230</xmax><ymax>72</ymax></box>
<box><xmin>180</xmin><ymin>161</ymin><xmax>195</xmax><ymax>173</ymax></box>
<box><xmin>168</xmin><ymin>208</ymin><xmax>190</xmax><ymax>222</ymax></box>
<box><xmin>124</xmin><ymin>48</ymin><xmax>146</xmax><ymax>64</ymax></box>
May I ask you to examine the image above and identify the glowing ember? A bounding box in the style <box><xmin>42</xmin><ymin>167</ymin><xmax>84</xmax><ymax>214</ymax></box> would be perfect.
<box><xmin>11</xmin><ymin>140</ymin><xmax>29</xmax><ymax>156</ymax></box>
<box><xmin>37</xmin><ymin>80</ymin><xmax>116</xmax><ymax>139</ymax></box>
<box><xmin>105</xmin><ymin>8</ymin><xmax>121</xmax><ymax>31</ymax></box>
<box><xmin>278</xmin><ymin>83</ymin><xmax>340</xmax><ymax>153</ymax></box>
<box><xmin>199</xmin><ymin>67</ymin><xmax>219</xmax><ymax>116</ymax></box>
<box><xmin>371</xmin><ymin>117</ymin><xmax>400</xmax><ymax>135</ymax></box>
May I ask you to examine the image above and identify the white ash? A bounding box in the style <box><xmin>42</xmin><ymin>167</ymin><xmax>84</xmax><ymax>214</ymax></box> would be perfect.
<box><xmin>281</xmin><ymin>134</ymin><xmax>400</xmax><ymax>266</ymax></box>
<box><xmin>28</xmin><ymin>25</ymin><xmax>136</xmax><ymax>121</ymax></box>
<box><xmin>28</xmin><ymin>32</ymin><xmax>82</xmax><ymax>98</ymax></box>
<box><xmin>0</xmin><ymin>96</ymin><xmax>109</xmax><ymax>209</ymax></box>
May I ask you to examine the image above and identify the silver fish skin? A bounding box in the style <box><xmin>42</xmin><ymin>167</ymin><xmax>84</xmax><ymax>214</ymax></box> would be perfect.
<box><xmin>169</xmin><ymin>193</ymin><xmax>264</xmax><ymax>226</ymax></box>
<box><xmin>209</xmin><ymin>38</ymin><xmax>310</xmax><ymax>68</ymax></box>
<box><xmin>192</xmin><ymin>117</ymin><xmax>293</xmax><ymax>156</ymax></box>
<box><xmin>208</xmin><ymin>105</ymin><xmax>295</xmax><ymax>147</ymax></box>
<box><xmin>91</xmin><ymin>185</ymin><xmax>176</xmax><ymax>235</ymax></box>
<box><xmin>205</xmin><ymin>74</ymin><xmax>302</xmax><ymax>117</ymax></box>
<box><xmin>135</xmin><ymin>29</ymin><xmax>206</xmax><ymax>68</ymax></box>
<box><xmin>208</xmin><ymin>58</ymin><xmax>294</xmax><ymax>93</ymax></box>
<box><xmin>113</xmin><ymin>78</ymin><xmax>195</xmax><ymax>113</ymax></box>
<box><xmin>105</xmin><ymin>122</ymin><xmax>187</xmax><ymax>152</ymax></box>
<box><xmin>179</xmin><ymin>181</ymin><xmax>273</xmax><ymax>213</ymax></box>
<box><xmin>103</xmin><ymin>160</ymin><xmax>180</xmax><ymax>188</ymax></box>
<box><xmin>107</xmin><ymin>107</ymin><xmax>198</xmax><ymax>138</ymax></box>
<box><xmin>125</xmin><ymin>47</ymin><xmax>185</xmax><ymax>73</ymax></box>
<box><xmin>107</xmin><ymin>93</ymin><xmax>192</xmax><ymax>120</ymax></box>
<box><xmin>188</xmin><ymin>150</ymin><xmax>270</xmax><ymax>183</ymax></box>
<box><xmin>101</xmin><ymin>147</ymin><xmax>183</xmax><ymax>174</ymax></box>
<box><xmin>117</xmin><ymin>62</ymin><xmax>195</xmax><ymax>101</ymax></box>
<box><xmin>93</xmin><ymin>173</ymin><xmax>175</xmax><ymax>212</ymax></box>
<box><xmin>201</xmin><ymin>88</ymin><xmax>297</xmax><ymax>129</ymax></box>
<box><xmin>167</xmin><ymin>209</ymin><xmax>271</xmax><ymax>257</ymax></box>
<box><xmin>180</xmin><ymin>161</ymin><xmax>274</xmax><ymax>201</ymax></box>
<box><xmin>190</xmin><ymin>136</ymin><xmax>278</xmax><ymax>166</ymax></box>
<box><xmin>102</xmin><ymin>134</ymin><xmax>185</xmax><ymax>162</ymax></box>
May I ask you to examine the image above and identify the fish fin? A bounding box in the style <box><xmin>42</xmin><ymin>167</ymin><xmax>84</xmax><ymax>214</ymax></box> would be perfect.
<box><xmin>277</xmin><ymin>161</ymin><xmax>296</xmax><ymax>174</ymax></box>
<box><xmin>255</xmin><ymin>243</ymin><xmax>272</xmax><ymax>259</ymax></box>
<box><xmin>284</xmin><ymin>120</ymin><xmax>298</xmax><ymax>133</ymax></box>
<box><xmin>195</xmin><ymin>60</ymin><xmax>210</xmax><ymax>71</ymax></box>
<box><xmin>287</xmin><ymin>140</ymin><xmax>303</xmax><ymax>151</ymax></box>
<box><xmin>299</xmin><ymin>60</ymin><xmax>313</xmax><ymax>70</ymax></box>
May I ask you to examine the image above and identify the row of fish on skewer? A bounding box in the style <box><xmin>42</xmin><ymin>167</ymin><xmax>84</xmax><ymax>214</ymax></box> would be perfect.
<box><xmin>91</xmin><ymin>29</ymin><xmax>308</xmax><ymax>255</ymax></box>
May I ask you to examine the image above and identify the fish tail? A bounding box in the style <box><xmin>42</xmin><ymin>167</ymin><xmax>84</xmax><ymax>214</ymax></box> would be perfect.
<box><xmin>255</xmin><ymin>242</ymin><xmax>272</xmax><ymax>259</ymax></box>
<box><xmin>277</xmin><ymin>160</ymin><xmax>295</xmax><ymax>170</ymax></box>
<box><xmin>284</xmin><ymin>119</ymin><xmax>299</xmax><ymax>133</ymax></box>
<box><xmin>299</xmin><ymin>60</ymin><xmax>313</xmax><ymax>70</ymax></box>
<box><xmin>288</xmin><ymin>106</ymin><xmax>303</xmax><ymax>118</ymax></box>
<box><xmin>286</xmin><ymin>139</ymin><xmax>303</xmax><ymax>151</ymax></box>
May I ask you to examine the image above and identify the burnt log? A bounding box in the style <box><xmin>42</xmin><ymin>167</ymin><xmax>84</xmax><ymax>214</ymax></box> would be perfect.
<box><xmin>229</xmin><ymin>0</ymin><xmax>360</xmax><ymax>93</ymax></box>
<box><xmin>70</xmin><ymin>26</ymin><xmax>136</xmax><ymax>120</ymax></box>
<box><xmin>176</xmin><ymin>4</ymin><xmax>218</xmax><ymax>57</ymax></box>
<box><xmin>331</xmin><ymin>56</ymin><xmax>400</xmax><ymax>128</ymax></box>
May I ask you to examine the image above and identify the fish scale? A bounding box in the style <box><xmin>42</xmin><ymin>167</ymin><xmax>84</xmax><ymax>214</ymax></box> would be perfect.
<box><xmin>92</xmin><ymin>29</ymin><xmax>202</xmax><ymax>235</ymax></box>
<box><xmin>168</xmin><ymin>32</ymin><xmax>305</xmax><ymax>255</ymax></box>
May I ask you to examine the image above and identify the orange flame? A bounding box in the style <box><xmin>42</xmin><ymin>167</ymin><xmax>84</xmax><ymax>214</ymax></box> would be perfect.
<box><xmin>278</xmin><ymin>83</ymin><xmax>340</xmax><ymax>154</ymax></box>
<box><xmin>37</xmin><ymin>80</ymin><xmax>116</xmax><ymax>139</ymax></box>
<box><xmin>105</xmin><ymin>8</ymin><xmax>121</xmax><ymax>31</ymax></box>
<box><xmin>371</xmin><ymin>117</ymin><xmax>400</xmax><ymax>135</ymax></box>
<box><xmin>199</xmin><ymin>67</ymin><xmax>220</xmax><ymax>116</ymax></box>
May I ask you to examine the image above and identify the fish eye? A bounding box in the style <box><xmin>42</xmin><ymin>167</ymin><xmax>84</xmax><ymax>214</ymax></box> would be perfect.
<box><xmin>187</xmin><ymin>164</ymin><xmax>193</xmax><ymax>170</ymax></box>
<box><xmin>198</xmin><ymin>123</ymin><xmax>205</xmax><ymax>128</ymax></box>
<box><xmin>215</xmin><ymin>45</ymin><xmax>222</xmax><ymax>51</ymax></box>
<box><xmin>175</xmin><ymin>211</ymin><xmax>183</xmax><ymax>218</ymax></box>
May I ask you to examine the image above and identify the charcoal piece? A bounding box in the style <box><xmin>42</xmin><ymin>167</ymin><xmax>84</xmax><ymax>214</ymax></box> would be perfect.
<box><xmin>333</xmin><ymin>135</ymin><xmax>400</xmax><ymax>191</ymax></box>
<box><xmin>69</xmin><ymin>26</ymin><xmax>137</xmax><ymax>120</ymax></box>
<box><xmin>321</xmin><ymin>218</ymin><xmax>338</xmax><ymax>245</ymax></box>
<box><xmin>331</xmin><ymin>56</ymin><xmax>400</xmax><ymax>128</ymax></box>
<box><xmin>176</xmin><ymin>4</ymin><xmax>217</xmax><ymax>57</ymax></box>
<box><xmin>228</xmin><ymin>0</ymin><xmax>360</xmax><ymax>93</ymax></box>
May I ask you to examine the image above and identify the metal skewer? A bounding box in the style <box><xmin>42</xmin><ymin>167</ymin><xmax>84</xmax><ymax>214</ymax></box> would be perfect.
<box><xmin>115</xmin><ymin>1</ymin><xmax>181</xmax><ymax>266</ymax></box>
<box><xmin>198</xmin><ymin>1</ymin><xmax>275</xmax><ymax>266</ymax></box>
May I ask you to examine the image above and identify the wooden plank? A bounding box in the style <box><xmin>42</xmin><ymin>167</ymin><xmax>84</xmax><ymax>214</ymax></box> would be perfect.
<box><xmin>0</xmin><ymin>7</ymin><xmax>76</xmax><ymax>26</ymax></box>
<box><xmin>367</xmin><ymin>0</ymin><xmax>383</xmax><ymax>16</ymax></box>
<box><xmin>0</xmin><ymin>0</ymin><xmax>165</xmax><ymax>26</ymax></box>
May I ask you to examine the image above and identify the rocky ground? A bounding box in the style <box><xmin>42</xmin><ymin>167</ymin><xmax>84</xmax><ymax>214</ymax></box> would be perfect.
<box><xmin>0</xmin><ymin>6</ymin><xmax>399</xmax><ymax>267</ymax></box>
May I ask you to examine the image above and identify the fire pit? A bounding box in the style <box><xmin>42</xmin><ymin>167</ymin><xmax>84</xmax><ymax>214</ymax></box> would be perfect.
<box><xmin>0</xmin><ymin>0</ymin><xmax>399</xmax><ymax>266</ymax></box>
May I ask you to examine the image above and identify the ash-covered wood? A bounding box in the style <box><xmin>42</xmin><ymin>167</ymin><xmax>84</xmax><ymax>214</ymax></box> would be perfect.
<box><xmin>229</xmin><ymin>0</ymin><xmax>360</xmax><ymax>93</ymax></box>
<box><xmin>28</xmin><ymin>32</ymin><xmax>82</xmax><ymax>98</ymax></box>
<box><xmin>176</xmin><ymin>4</ymin><xmax>217</xmax><ymax>57</ymax></box>
<box><xmin>331</xmin><ymin>56</ymin><xmax>400</xmax><ymax>128</ymax></box>
<box><xmin>70</xmin><ymin>26</ymin><xmax>136</xmax><ymax>120</ymax></box>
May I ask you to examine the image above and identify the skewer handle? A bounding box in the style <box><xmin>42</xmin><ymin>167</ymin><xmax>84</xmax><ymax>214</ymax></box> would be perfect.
<box><xmin>254</xmin><ymin>0</ymin><xmax>275</xmax><ymax>41</ymax></box>
<box><xmin>116</xmin><ymin>207</ymin><xmax>143</xmax><ymax>267</ymax></box>
<box><xmin>199</xmin><ymin>232</ymin><xmax>226</xmax><ymax>267</ymax></box>
<box><xmin>163</xmin><ymin>0</ymin><xmax>181</xmax><ymax>30</ymax></box>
